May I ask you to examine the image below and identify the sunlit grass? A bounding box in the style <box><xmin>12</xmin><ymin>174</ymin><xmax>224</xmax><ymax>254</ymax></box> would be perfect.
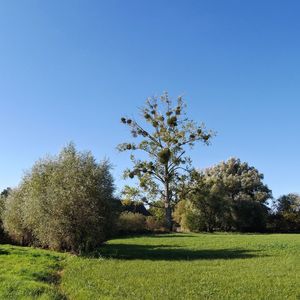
<box><xmin>62</xmin><ymin>233</ymin><xmax>300</xmax><ymax>299</ymax></box>
<box><xmin>0</xmin><ymin>244</ymin><xmax>66</xmax><ymax>300</ymax></box>
<box><xmin>1</xmin><ymin>234</ymin><xmax>299</xmax><ymax>299</ymax></box>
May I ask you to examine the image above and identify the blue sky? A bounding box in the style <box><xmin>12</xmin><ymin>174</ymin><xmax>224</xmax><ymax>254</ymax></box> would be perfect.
<box><xmin>0</xmin><ymin>0</ymin><xmax>299</xmax><ymax>198</ymax></box>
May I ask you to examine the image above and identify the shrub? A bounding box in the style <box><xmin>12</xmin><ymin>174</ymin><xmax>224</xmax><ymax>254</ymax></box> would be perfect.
<box><xmin>173</xmin><ymin>200</ymin><xmax>206</xmax><ymax>232</ymax></box>
<box><xmin>145</xmin><ymin>216</ymin><xmax>166</xmax><ymax>232</ymax></box>
<box><xmin>0</xmin><ymin>189</ymin><xmax>12</xmax><ymax>243</ymax></box>
<box><xmin>3</xmin><ymin>187</ymin><xmax>34</xmax><ymax>245</ymax></box>
<box><xmin>117</xmin><ymin>212</ymin><xmax>146</xmax><ymax>234</ymax></box>
<box><xmin>3</xmin><ymin>144</ymin><xmax>116</xmax><ymax>253</ymax></box>
<box><xmin>173</xmin><ymin>200</ymin><xmax>189</xmax><ymax>231</ymax></box>
<box><xmin>148</xmin><ymin>201</ymin><xmax>167</xmax><ymax>227</ymax></box>
<box><xmin>0</xmin><ymin>196</ymin><xmax>5</xmax><ymax>243</ymax></box>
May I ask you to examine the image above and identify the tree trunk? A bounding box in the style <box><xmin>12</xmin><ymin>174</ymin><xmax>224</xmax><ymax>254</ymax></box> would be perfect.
<box><xmin>165</xmin><ymin>202</ymin><xmax>172</xmax><ymax>231</ymax></box>
<box><xmin>164</xmin><ymin>166</ymin><xmax>173</xmax><ymax>231</ymax></box>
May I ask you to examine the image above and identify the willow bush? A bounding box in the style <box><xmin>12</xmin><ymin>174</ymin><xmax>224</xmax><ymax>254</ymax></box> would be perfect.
<box><xmin>0</xmin><ymin>196</ymin><xmax>5</xmax><ymax>243</ymax></box>
<box><xmin>3</xmin><ymin>144</ymin><xmax>116</xmax><ymax>253</ymax></box>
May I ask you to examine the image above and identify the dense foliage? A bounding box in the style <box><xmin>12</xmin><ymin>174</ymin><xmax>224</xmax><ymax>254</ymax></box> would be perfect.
<box><xmin>117</xmin><ymin>212</ymin><xmax>147</xmax><ymax>234</ymax></box>
<box><xmin>268</xmin><ymin>193</ymin><xmax>300</xmax><ymax>232</ymax></box>
<box><xmin>118</xmin><ymin>92</ymin><xmax>214</xmax><ymax>230</ymax></box>
<box><xmin>0</xmin><ymin>196</ymin><xmax>5</xmax><ymax>242</ymax></box>
<box><xmin>116</xmin><ymin>210</ymin><xmax>166</xmax><ymax>234</ymax></box>
<box><xmin>3</xmin><ymin>144</ymin><xmax>117</xmax><ymax>253</ymax></box>
<box><xmin>175</xmin><ymin>158</ymin><xmax>272</xmax><ymax>232</ymax></box>
<box><xmin>0</xmin><ymin>188</ymin><xmax>11</xmax><ymax>243</ymax></box>
<box><xmin>148</xmin><ymin>200</ymin><xmax>168</xmax><ymax>227</ymax></box>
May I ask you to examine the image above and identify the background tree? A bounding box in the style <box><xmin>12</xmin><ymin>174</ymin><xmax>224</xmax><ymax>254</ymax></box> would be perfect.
<box><xmin>3</xmin><ymin>144</ymin><xmax>117</xmax><ymax>253</ymax></box>
<box><xmin>120</xmin><ymin>186</ymin><xmax>151</xmax><ymax>215</ymax></box>
<box><xmin>189</xmin><ymin>172</ymin><xmax>231</xmax><ymax>232</ymax></box>
<box><xmin>269</xmin><ymin>194</ymin><xmax>300</xmax><ymax>232</ymax></box>
<box><xmin>118</xmin><ymin>92</ymin><xmax>214</xmax><ymax>230</ymax></box>
<box><xmin>178</xmin><ymin>158</ymin><xmax>272</xmax><ymax>232</ymax></box>
<box><xmin>1</xmin><ymin>187</ymin><xmax>12</xmax><ymax>198</ymax></box>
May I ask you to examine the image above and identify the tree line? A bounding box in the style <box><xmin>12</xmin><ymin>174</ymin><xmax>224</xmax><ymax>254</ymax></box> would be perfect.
<box><xmin>118</xmin><ymin>92</ymin><xmax>299</xmax><ymax>234</ymax></box>
<box><xmin>0</xmin><ymin>93</ymin><xmax>299</xmax><ymax>253</ymax></box>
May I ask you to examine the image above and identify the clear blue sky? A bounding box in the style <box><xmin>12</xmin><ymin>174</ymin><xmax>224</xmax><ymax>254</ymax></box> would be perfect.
<box><xmin>0</xmin><ymin>0</ymin><xmax>299</xmax><ymax>199</ymax></box>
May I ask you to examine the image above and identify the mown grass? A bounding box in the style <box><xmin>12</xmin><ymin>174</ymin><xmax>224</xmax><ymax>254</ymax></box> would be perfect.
<box><xmin>0</xmin><ymin>244</ymin><xmax>66</xmax><ymax>300</ymax></box>
<box><xmin>62</xmin><ymin>233</ymin><xmax>300</xmax><ymax>300</ymax></box>
<box><xmin>1</xmin><ymin>234</ymin><xmax>299</xmax><ymax>299</ymax></box>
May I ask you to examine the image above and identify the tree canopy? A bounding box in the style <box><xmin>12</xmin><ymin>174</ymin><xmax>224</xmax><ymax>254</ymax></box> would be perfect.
<box><xmin>177</xmin><ymin>158</ymin><xmax>273</xmax><ymax>232</ymax></box>
<box><xmin>269</xmin><ymin>193</ymin><xmax>300</xmax><ymax>232</ymax></box>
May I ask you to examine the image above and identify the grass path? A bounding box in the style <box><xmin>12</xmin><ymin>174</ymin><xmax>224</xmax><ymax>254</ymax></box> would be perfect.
<box><xmin>0</xmin><ymin>233</ymin><xmax>299</xmax><ymax>299</ymax></box>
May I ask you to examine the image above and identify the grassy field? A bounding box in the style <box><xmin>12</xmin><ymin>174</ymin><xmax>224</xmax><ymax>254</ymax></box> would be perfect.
<box><xmin>0</xmin><ymin>244</ymin><xmax>66</xmax><ymax>299</ymax></box>
<box><xmin>1</xmin><ymin>233</ymin><xmax>299</xmax><ymax>299</ymax></box>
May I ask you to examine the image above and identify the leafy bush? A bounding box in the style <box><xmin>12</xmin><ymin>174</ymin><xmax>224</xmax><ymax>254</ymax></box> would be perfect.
<box><xmin>173</xmin><ymin>200</ymin><xmax>206</xmax><ymax>232</ymax></box>
<box><xmin>3</xmin><ymin>144</ymin><xmax>116</xmax><ymax>253</ymax></box>
<box><xmin>0</xmin><ymin>196</ymin><xmax>5</xmax><ymax>243</ymax></box>
<box><xmin>0</xmin><ymin>189</ymin><xmax>11</xmax><ymax>243</ymax></box>
<box><xmin>173</xmin><ymin>200</ymin><xmax>190</xmax><ymax>231</ymax></box>
<box><xmin>145</xmin><ymin>216</ymin><xmax>166</xmax><ymax>232</ymax></box>
<box><xmin>117</xmin><ymin>212</ymin><xmax>146</xmax><ymax>234</ymax></box>
<box><xmin>148</xmin><ymin>201</ymin><xmax>167</xmax><ymax>227</ymax></box>
<box><xmin>3</xmin><ymin>187</ymin><xmax>34</xmax><ymax>245</ymax></box>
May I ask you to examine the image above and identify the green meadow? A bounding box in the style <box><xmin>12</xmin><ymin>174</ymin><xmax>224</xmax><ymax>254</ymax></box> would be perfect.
<box><xmin>1</xmin><ymin>233</ymin><xmax>299</xmax><ymax>300</ymax></box>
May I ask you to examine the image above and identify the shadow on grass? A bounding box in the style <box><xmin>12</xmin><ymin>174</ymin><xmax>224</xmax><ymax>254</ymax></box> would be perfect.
<box><xmin>117</xmin><ymin>234</ymin><xmax>197</xmax><ymax>240</ymax></box>
<box><xmin>0</xmin><ymin>248</ymin><xmax>9</xmax><ymax>255</ymax></box>
<box><xmin>93</xmin><ymin>244</ymin><xmax>261</xmax><ymax>261</ymax></box>
<box><xmin>147</xmin><ymin>234</ymin><xmax>197</xmax><ymax>238</ymax></box>
<box><xmin>0</xmin><ymin>246</ymin><xmax>67</xmax><ymax>299</ymax></box>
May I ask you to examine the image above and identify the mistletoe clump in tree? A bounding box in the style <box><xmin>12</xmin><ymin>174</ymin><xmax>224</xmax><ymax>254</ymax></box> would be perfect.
<box><xmin>118</xmin><ymin>92</ymin><xmax>214</xmax><ymax>230</ymax></box>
